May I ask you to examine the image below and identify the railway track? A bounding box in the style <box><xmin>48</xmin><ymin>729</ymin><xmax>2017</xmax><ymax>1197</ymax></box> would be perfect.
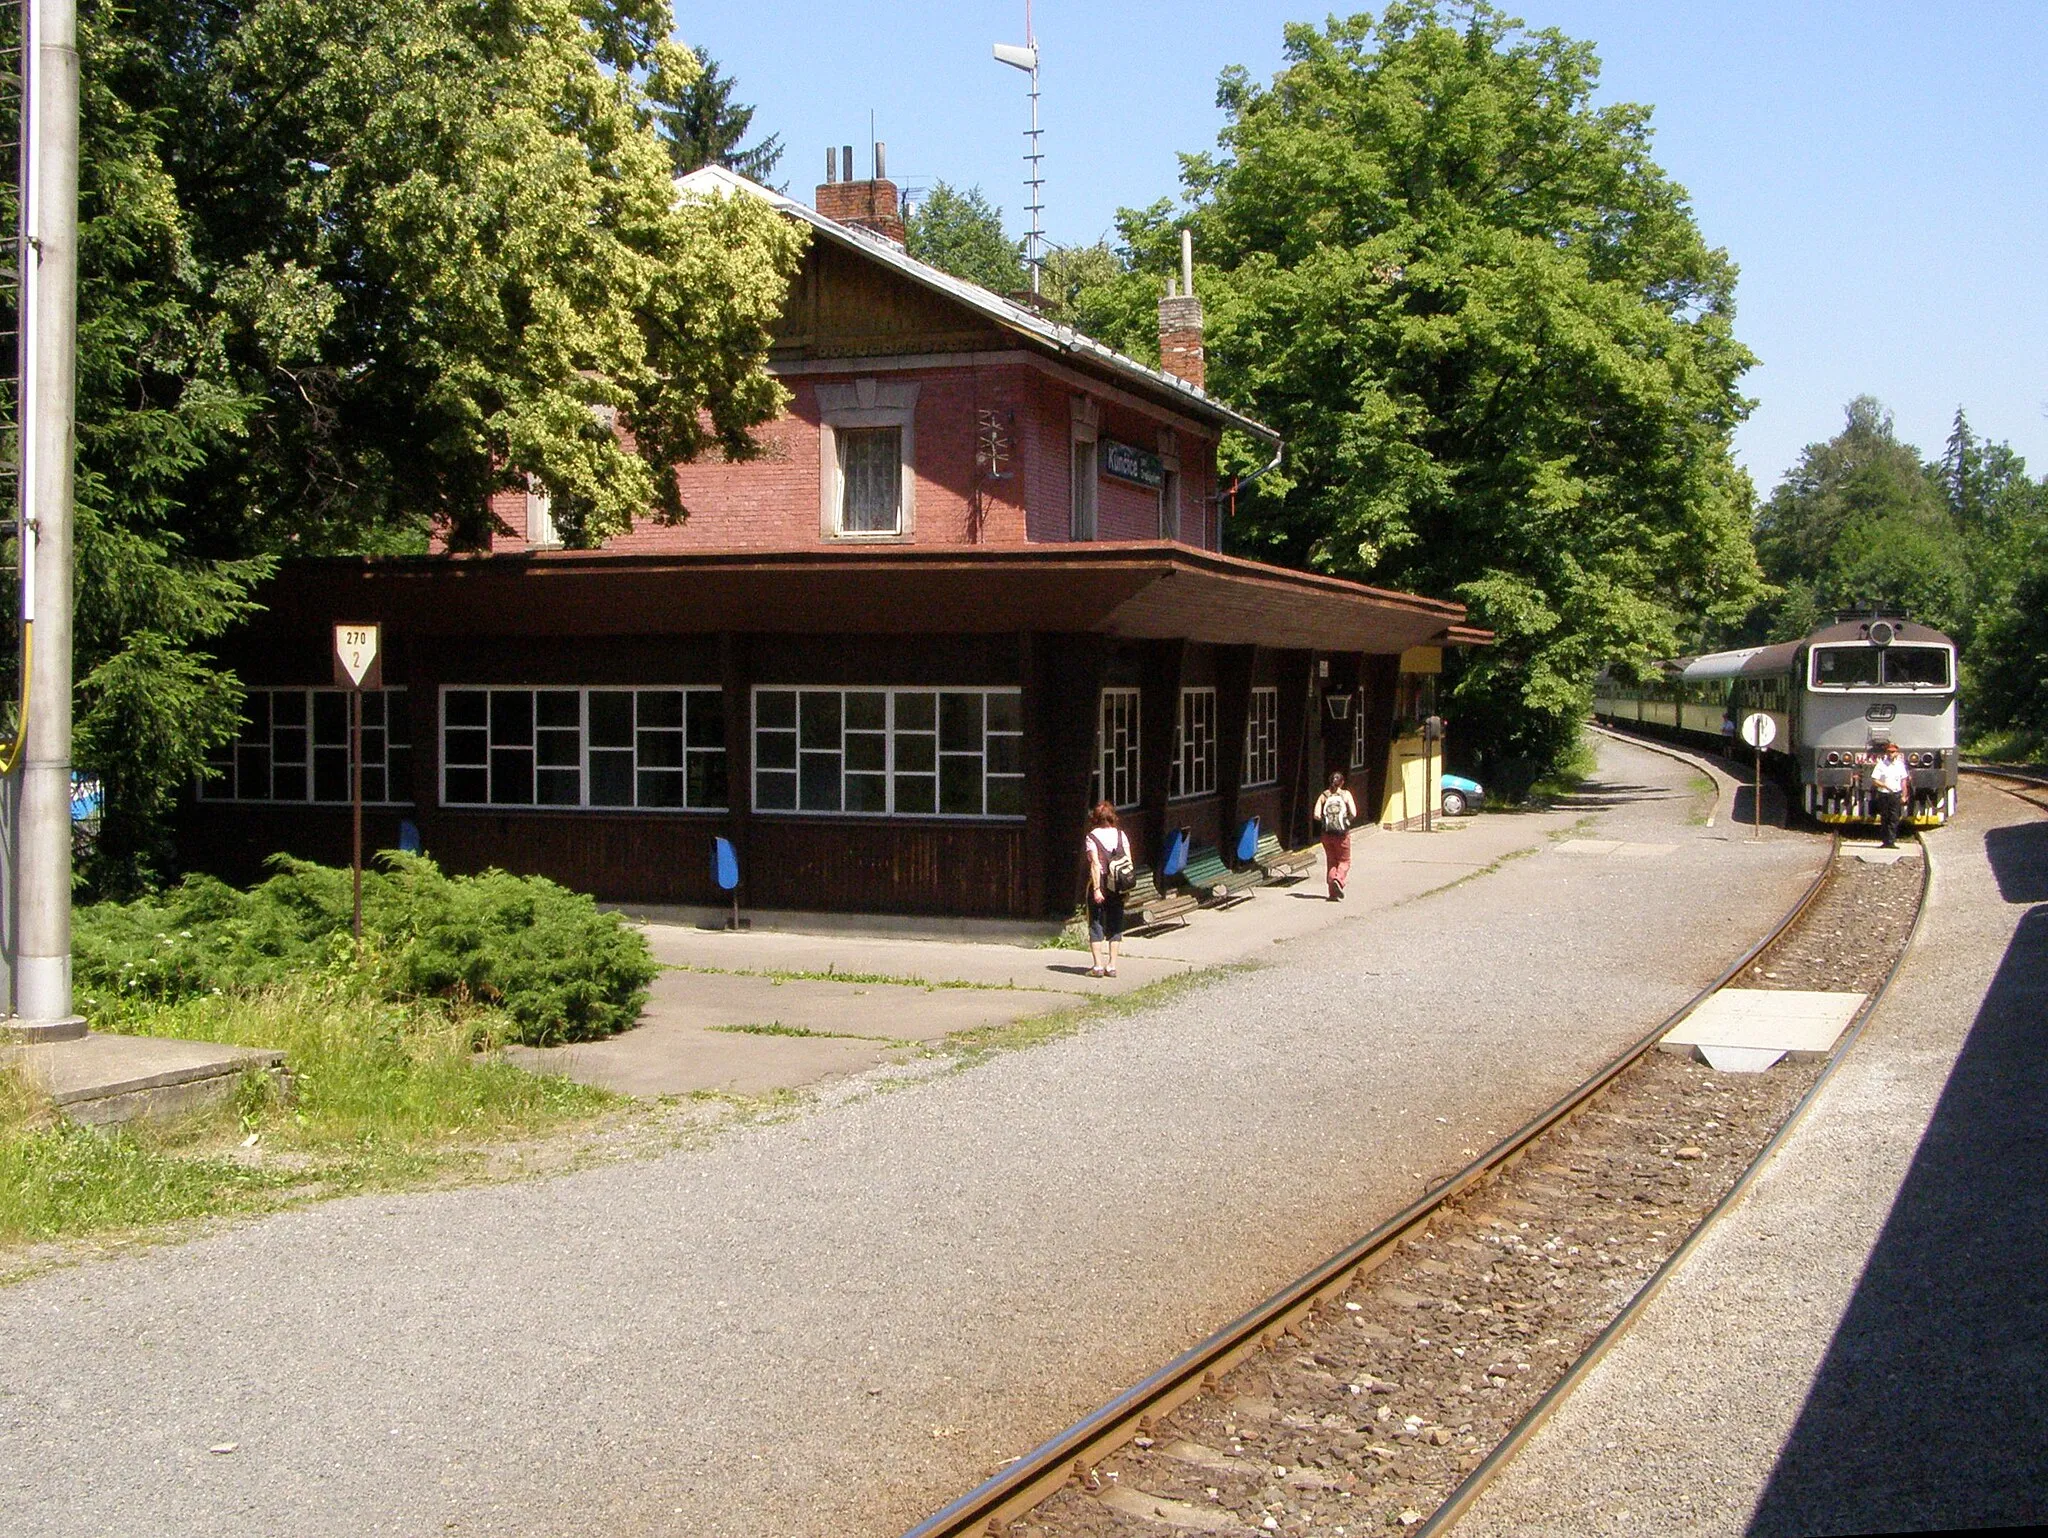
<box><xmin>902</xmin><ymin>824</ymin><xmax>1899</xmax><ymax>1538</ymax></box>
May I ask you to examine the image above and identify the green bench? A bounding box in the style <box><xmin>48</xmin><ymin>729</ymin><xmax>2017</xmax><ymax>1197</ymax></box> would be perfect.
<box><xmin>1254</xmin><ymin>832</ymin><xmax>1319</xmax><ymax>882</ymax></box>
<box><xmin>1127</xmin><ymin>865</ymin><xmax>1199</xmax><ymax>928</ymax></box>
<box><xmin>1181</xmin><ymin>844</ymin><xmax>1263</xmax><ymax>906</ymax></box>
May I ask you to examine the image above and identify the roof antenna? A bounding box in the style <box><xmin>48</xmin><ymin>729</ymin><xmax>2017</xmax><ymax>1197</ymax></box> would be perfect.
<box><xmin>993</xmin><ymin>2</ymin><xmax>1043</xmax><ymax>296</ymax></box>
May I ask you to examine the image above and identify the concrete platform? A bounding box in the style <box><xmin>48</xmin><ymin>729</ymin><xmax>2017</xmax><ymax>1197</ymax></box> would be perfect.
<box><xmin>1659</xmin><ymin>987</ymin><xmax>1866</xmax><ymax>1065</ymax></box>
<box><xmin>2</xmin><ymin>1032</ymin><xmax>286</xmax><ymax>1126</ymax></box>
<box><xmin>1457</xmin><ymin>777</ymin><xmax>2048</xmax><ymax>1536</ymax></box>
<box><xmin>525</xmin><ymin>805</ymin><xmax>1587</xmax><ymax>1100</ymax></box>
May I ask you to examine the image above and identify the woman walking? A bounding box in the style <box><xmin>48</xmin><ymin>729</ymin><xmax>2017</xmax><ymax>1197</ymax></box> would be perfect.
<box><xmin>1316</xmin><ymin>770</ymin><xmax>1358</xmax><ymax>901</ymax></box>
<box><xmin>1084</xmin><ymin>801</ymin><xmax>1133</xmax><ymax>978</ymax></box>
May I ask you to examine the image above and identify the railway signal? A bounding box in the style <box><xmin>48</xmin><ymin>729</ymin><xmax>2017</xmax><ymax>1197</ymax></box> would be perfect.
<box><xmin>1741</xmin><ymin>710</ymin><xmax>1776</xmax><ymax>839</ymax></box>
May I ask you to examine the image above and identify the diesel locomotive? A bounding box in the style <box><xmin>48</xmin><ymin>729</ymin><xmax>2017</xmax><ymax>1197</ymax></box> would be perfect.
<box><xmin>1593</xmin><ymin>615</ymin><xmax>1959</xmax><ymax>828</ymax></box>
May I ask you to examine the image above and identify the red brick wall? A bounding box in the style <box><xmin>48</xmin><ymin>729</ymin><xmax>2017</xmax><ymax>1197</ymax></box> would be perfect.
<box><xmin>477</xmin><ymin>359</ymin><xmax>1224</xmax><ymax>554</ymax></box>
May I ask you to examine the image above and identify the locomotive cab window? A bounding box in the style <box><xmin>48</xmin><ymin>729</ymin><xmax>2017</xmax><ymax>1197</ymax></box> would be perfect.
<box><xmin>1811</xmin><ymin>645</ymin><xmax>1950</xmax><ymax>690</ymax></box>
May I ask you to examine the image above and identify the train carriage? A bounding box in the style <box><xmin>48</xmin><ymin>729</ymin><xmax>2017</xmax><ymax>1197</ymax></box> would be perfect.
<box><xmin>1593</xmin><ymin>615</ymin><xmax>1959</xmax><ymax>828</ymax></box>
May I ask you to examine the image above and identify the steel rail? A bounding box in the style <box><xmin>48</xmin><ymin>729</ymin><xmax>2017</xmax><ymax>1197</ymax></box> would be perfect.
<box><xmin>1414</xmin><ymin>821</ymin><xmax>1936</xmax><ymax>1536</ymax></box>
<box><xmin>901</xmin><ymin>833</ymin><xmax>1843</xmax><ymax>1538</ymax></box>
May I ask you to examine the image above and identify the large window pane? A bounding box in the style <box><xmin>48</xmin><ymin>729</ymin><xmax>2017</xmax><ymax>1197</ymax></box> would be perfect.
<box><xmin>490</xmin><ymin>747</ymin><xmax>533</xmax><ymax>804</ymax></box>
<box><xmin>491</xmin><ymin>690</ymin><xmax>533</xmax><ymax>747</ymax></box>
<box><xmin>846</xmin><ymin>773</ymin><xmax>888</xmax><ymax>812</ymax></box>
<box><xmin>446</xmin><ymin>690</ymin><xmax>487</xmax><ymax>729</ymax></box>
<box><xmin>895</xmin><ymin>692</ymin><xmax>935</xmax><ymax>732</ymax></box>
<box><xmin>688</xmin><ymin>751</ymin><xmax>728</xmax><ymax>809</ymax></box>
<box><xmin>637</xmin><ymin>690</ymin><xmax>683</xmax><ymax>729</ymax></box>
<box><xmin>894</xmin><ymin>732</ymin><xmax>935</xmax><ymax>773</ymax></box>
<box><xmin>589</xmin><ymin>691</ymin><xmax>633</xmax><ymax>748</ymax></box>
<box><xmin>799</xmin><ymin>691</ymin><xmax>842</xmax><ymax>750</ymax></box>
<box><xmin>756</xmin><ymin>769</ymin><xmax>797</xmax><ymax>810</ymax></box>
<box><xmin>445</xmin><ymin>767</ymin><xmax>488</xmax><ymax>804</ymax></box>
<box><xmin>939</xmin><ymin>692</ymin><xmax>982</xmax><ymax>751</ymax></box>
<box><xmin>687</xmin><ymin>691</ymin><xmax>725</xmax><ymax>748</ymax></box>
<box><xmin>756</xmin><ymin>689</ymin><xmax>796</xmax><ymax>729</ymax></box>
<box><xmin>799</xmin><ymin>753</ymin><xmax>842</xmax><ymax>811</ymax></box>
<box><xmin>987</xmin><ymin>691</ymin><xmax>1021</xmax><ymax>734</ymax></box>
<box><xmin>986</xmin><ymin>775</ymin><xmax>1024</xmax><ymax>817</ymax></box>
<box><xmin>894</xmin><ymin>773</ymin><xmax>936</xmax><ymax>814</ymax></box>
<box><xmin>590</xmin><ymin>751</ymin><xmax>634</xmax><ymax>806</ymax></box>
<box><xmin>939</xmin><ymin>755</ymin><xmax>981</xmax><ymax>815</ymax></box>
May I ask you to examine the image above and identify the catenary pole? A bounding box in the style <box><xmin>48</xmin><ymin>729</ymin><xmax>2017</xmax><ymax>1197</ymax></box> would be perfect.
<box><xmin>12</xmin><ymin>0</ymin><xmax>81</xmax><ymax>1033</ymax></box>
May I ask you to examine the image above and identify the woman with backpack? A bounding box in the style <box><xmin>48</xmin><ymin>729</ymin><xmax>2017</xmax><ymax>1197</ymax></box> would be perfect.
<box><xmin>1317</xmin><ymin>770</ymin><xmax>1359</xmax><ymax>901</ymax></box>
<box><xmin>1084</xmin><ymin>801</ymin><xmax>1135</xmax><ymax>978</ymax></box>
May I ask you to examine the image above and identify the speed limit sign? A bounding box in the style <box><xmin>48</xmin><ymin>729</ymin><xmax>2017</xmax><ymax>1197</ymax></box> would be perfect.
<box><xmin>1741</xmin><ymin>711</ymin><xmax>1777</xmax><ymax>750</ymax></box>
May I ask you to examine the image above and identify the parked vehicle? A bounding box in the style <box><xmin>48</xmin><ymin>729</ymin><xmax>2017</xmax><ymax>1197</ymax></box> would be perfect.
<box><xmin>1440</xmin><ymin>772</ymin><xmax>1482</xmax><ymax>817</ymax></box>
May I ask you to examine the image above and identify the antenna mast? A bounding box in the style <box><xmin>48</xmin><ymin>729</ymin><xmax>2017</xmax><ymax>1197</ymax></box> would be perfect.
<box><xmin>993</xmin><ymin>3</ymin><xmax>1043</xmax><ymax>295</ymax></box>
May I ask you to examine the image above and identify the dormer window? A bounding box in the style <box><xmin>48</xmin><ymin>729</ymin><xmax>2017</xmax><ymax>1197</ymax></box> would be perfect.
<box><xmin>818</xmin><ymin>379</ymin><xmax>918</xmax><ymax>540</ymax></box>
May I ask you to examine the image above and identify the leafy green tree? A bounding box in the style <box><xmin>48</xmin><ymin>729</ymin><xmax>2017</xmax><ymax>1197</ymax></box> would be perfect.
<box><xmin>905</xmin><ymin>183</ymin><xmax>1025</xmax><ymax>294</ymax></box>
<box><xmin>1754</xmin><ymin>397</ymin><xmax>1970</xmax><ymax>639</ymax></box>
<box><xmin>1067</xmin><ymin>4</ymin><xmax>1764</xmax><ymax>782</ymax></box>
<box><xmin>647</xmin><ymin>46</ymin><xmax>784</xmax><ymax>182</ymax></box>
<box><xmin>61</xmin><ymin>0</ymin><xmax>806</xmax><ymax>888</ymax></box>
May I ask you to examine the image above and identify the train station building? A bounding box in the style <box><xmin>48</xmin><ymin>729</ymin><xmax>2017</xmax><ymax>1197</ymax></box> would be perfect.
<box><xmin>179</xmin><ymin>164</ymin><xmax>1482</xmax><ymax>919</ymax></box>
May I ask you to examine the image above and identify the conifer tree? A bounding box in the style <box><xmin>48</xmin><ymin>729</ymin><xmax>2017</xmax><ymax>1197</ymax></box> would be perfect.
<box><xmin>649</xmin><ymin>48</ymin><xmax>784</xmax><ymax>182</ymax></box>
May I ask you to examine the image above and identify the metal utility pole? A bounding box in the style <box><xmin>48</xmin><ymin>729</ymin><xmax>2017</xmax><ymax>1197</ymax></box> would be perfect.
<box><xmin>993</xmin><ymin>2</ymin><xmax>1043</xmax><ymax>296</ymax></box>
<box><xmin>7</xmin><ymin>0</ymin><xmax>81</xmax><ymax>1037</ymax></box>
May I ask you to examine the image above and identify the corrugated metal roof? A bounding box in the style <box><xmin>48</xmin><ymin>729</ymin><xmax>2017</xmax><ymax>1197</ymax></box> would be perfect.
<box><xmin>676</xmin><ymin>166</ymin><xmax>1281</xmax><ymax>445</ymax></box>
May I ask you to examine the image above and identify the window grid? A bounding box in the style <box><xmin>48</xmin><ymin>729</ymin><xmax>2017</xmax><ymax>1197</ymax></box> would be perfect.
<box><xmin>753</xmin><ymin>688</ymin><xmax>1023</xmax><ymax>819</ymax></box>
<box><xmin>1171</xmin><ymin>688</ymin><xmax>1218</xmax><ymax>800</ymax></box>
<box><xmin>1243</xmin><ymin>686</ymin><xmax>1280</xmax><ymax>787</ymax></box>
<box><xmin>1093</xmin><ymin>689</ymin><xmax>1141</xmax><ymax>810</ymax></box>
<box><xmin>201</xmin><ymin>688</ymin><xmax>412</xmax><ymax>805</ymax></box>
<box><xmin>1352</xmin><ymin>691</ymin><xmax>1370</xmax><ymax>768</ymax></box>
<box><xmin>440</xmin><ymin>687</ymin><xmax>726</xmax><ymax>811</ymax></box>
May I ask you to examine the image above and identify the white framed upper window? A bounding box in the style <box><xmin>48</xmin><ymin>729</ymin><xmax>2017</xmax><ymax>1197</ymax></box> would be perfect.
<box><xmin>1352</xmin><ymin>691</ymin><xmax>1371</xmax><ymax>768</ymax></box>
<box><xmin>1071</xmin><ymin>395</ymin><xmax>1100</xmax><ymax>541</ymax></box>
<box><xmin>818</xmin><ymin>378</ymin><xmax>918</xmax><ymax>539</ymax></box>
<box><xmin>1171</xmin><ymin>687</ymin><xmax>1218</xmax><ymax>800</ymax></box>
<box><xmin>525</xmin><ymin>478</ymin><xmax>560</xmax><ymax>548</ymax></box>
<box><xmin>1093</xmin><ymin>687</ymin><xmax>1140</xmax><ymax>809</ymax></box>
<box><xmin>1243</xmin><ymin>686</ymin><xmax>1279</xmax><ymax>787</ymax></box>
<box><xmin>1157</xmin><ymin>429</ymin><xmax>1182</xmax><ymax>541</ymax></box>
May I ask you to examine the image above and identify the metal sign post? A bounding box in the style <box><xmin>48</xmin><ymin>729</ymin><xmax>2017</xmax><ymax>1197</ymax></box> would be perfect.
<box><xmin>1741</xmin><ymin>711</ymin><xmax>1777</xmax><ymax>841</ymax></box>
<box><xmin>1422</xmin><ymin>714</ymin><xmax>1444</xmax><ymax>833</ymax></box>
<box><xmin>333</xmin><ymin>624</ymin><xmax>381</xmax><ymax>946</ymax></box>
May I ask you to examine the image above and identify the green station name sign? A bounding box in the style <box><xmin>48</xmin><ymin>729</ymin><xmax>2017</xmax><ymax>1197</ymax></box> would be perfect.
<box><xmin>1100</xmin><ymin>438</ymin><xmax>1165</xmax><ymax>489</ymax></box>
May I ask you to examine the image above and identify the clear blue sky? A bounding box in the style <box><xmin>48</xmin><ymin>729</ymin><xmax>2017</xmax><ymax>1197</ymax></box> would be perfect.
<box><xmin>679</xmin><ymin>1</ymin><xmax>2048</xmax><ymax>494</ymax></box>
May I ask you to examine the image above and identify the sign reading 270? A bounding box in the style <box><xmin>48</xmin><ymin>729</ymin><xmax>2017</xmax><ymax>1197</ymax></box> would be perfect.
<box><xmin>333</xmin><ymin>623</ymin><xmax>383</xmax><ymax>690</ymax></box>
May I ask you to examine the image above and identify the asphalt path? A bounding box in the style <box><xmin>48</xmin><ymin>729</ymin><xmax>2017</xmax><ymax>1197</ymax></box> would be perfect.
<box><xmin>0</xmin><ymin>735</ymin><xmax>1824</xmax><ymax>1537</ymax></box>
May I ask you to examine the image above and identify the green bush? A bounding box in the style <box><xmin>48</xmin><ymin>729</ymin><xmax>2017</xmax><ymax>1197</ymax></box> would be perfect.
<box><xmin>74</xmin><ymin>854</ymin><xmax>656</xmax><ymax>1045</ymax></box>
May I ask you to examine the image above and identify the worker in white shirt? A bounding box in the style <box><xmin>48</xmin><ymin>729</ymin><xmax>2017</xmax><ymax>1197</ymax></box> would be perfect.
<box><xmin>1869</xmin><ymin>739</ymin><xmax>1910</xmax><ymax>848</ymax></box>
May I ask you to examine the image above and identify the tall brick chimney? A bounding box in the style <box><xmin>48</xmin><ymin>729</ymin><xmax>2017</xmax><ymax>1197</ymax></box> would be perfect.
<box><xmin>816</xmin><ymin>141</ymin><xmax>906</xmax><ymax>247</ymax></box>
<box><xmin>1157</xmin><ymin>227</ymin><xmax>1204</xmax><ymax>392</ymax></box>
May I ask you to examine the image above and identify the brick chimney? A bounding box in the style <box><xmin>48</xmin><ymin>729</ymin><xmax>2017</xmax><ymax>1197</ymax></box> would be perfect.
<box><xmin>1157</xmin><ymin>227</ymin><xmax>1204</xmax><ymax>391</ymax></box>
<box><xmin>816</xmin><ymin>141</ymin><xmax>906</xmax><ymax>247</ymax></box>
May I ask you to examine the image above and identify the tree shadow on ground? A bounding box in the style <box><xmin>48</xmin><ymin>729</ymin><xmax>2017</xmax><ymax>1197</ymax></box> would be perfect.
<box><xmin>1746</xmin><ymin>819</ymin><xmax>2048</xmax><ymax>1535</ymax></box>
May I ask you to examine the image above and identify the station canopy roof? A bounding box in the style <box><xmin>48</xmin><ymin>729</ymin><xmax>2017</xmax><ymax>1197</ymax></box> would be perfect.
<box><xmin>265</xmin><ymin>544</ymin><xmax>1482</xmax><ymax>656</ymax></box>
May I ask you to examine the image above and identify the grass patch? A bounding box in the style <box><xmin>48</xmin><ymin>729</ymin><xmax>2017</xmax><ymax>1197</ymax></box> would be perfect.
<box><xmin>708</xmin><ymin>1021</ymin><xmax>905</xmax><ymax>1043</ymax></box>
<box><xmin>1</xmin><ymin>983</ymin><xmax>621</xmax><ymax>1255</ymax></box>
<box><xmin>933</xmin><ymin>966</ymin><xmax>1229</xmax><ymax>1066</ymax></box>
<box><xmin>665</xmin><ymin>962</ymin><xmax>1015</xmax><ymax>991</ymax></box>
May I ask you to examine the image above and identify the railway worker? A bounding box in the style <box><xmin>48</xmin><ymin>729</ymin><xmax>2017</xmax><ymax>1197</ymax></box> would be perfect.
<box><xmin>1084</xmin><ymin>801</ymin><xmax>1134</xmax><ymax>979</ymax></box>
<box><xmin>1316</xmin><ymin>770</ymin><xmax>1359</xmax><ymax>901</ymax></box>
<box><xmin>1870</xmin><ymin>739</ymin><xmax>1910</xmax><ymax>849</ymax></box>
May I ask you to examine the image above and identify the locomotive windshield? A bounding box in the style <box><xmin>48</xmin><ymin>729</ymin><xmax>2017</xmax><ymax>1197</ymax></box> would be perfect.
<box><xmin>1810</xmin><ymin>644</ymin><xmax>1951</xmax><ymax>689</ymax></box>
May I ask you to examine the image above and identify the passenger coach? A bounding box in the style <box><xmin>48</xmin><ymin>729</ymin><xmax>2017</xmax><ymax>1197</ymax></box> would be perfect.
<box><xmin>1595</xmin><ymin>615</ymin><xmax>1959</xmax><ymax>827</ymax></box>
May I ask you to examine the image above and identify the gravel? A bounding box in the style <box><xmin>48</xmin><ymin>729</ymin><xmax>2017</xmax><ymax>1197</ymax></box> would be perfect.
<box><xmin>0</xmin><ymin>736</ymin><xmax>1825</xmax><ymax>1538</ymax></box>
